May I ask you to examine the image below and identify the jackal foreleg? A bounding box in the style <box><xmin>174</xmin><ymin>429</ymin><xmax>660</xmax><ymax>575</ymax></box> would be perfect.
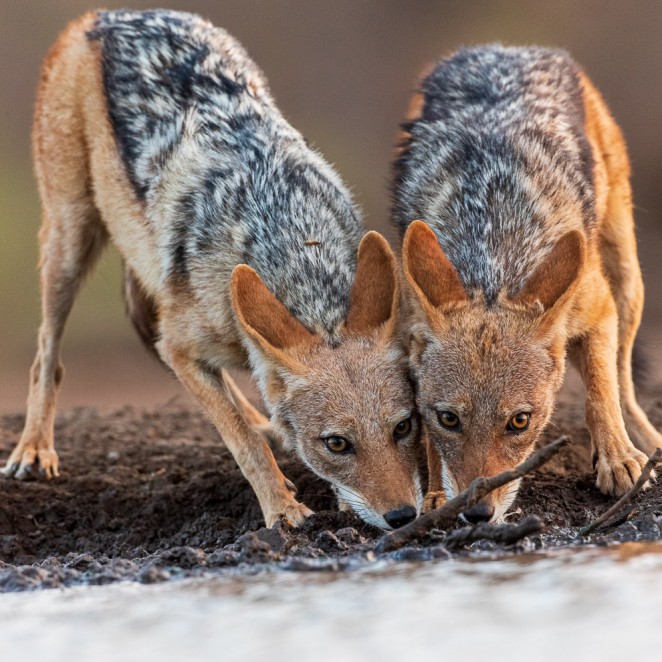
<box><xmin>161</xmin><ymin>343</ymin><xmax>312</xmax><ymax>528</ymax></box>
<box><xmin>572</xmin><ymin>308</ymin><xmax>651</xmax><ymax>496</ymax></box>
<box><xmin>220</xmin><ymin>370</ymin><xmax>281</xmax><ymax>450</ymax></box>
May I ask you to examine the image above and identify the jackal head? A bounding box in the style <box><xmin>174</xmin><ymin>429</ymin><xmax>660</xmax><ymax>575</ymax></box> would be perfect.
<box><xmin>231</xmin><ymin>232</ymin><xmax>422</xmax><ymax>530</ymax></box>
<box><xmin>403</xmin><ymin>221</ymin><xmax>585</xmax><ymax>523</ymax></box>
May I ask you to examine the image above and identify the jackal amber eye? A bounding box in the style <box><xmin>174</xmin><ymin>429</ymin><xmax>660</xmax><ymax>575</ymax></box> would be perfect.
<box><xmin>507</xmin><ymin>413</ymin><xmax>530</xmax><ymax>432</ymax></box>
<box><xmin>438</xmin><ymin>411</ymin><xmax>460</xmax><ymax>430</ymax></box>
<box><xmin>324</xmin><ymin>436</ymin><xmax>353</xmax><ymax>454</ymax></box>
<box><xmin>393</xmin><ymin>417</ymin><xmax>412</xmax><ymax>439</ymax></box>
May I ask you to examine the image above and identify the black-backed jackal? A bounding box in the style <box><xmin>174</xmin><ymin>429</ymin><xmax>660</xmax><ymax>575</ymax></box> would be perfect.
<box><xmin>2</xmin><ymin>10</ymin><xmax>424</xmax><ymax>530</ymax></box>
<box><xmin>393</xmin><ymin>45</ymin><xmax>660</xmax><ymax>522</ymax></box>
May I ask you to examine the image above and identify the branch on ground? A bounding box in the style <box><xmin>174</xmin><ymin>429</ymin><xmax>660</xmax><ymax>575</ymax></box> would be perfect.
<box><xmin>376</xmin><ymin>435</ymin><xmax>569</xmax><ymax>554</ymax></box>
<box><xmin>442</xmin><ymin>515</ymin><xmax>544</xmax><ymax>550</ymax></box>
<box><xmin>577</xmin><ymin>447</ymin><xmax>662</xmax><ymax>538</ymax></box>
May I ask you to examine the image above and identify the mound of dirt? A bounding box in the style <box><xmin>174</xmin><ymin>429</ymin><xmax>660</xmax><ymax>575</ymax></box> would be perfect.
<box><xmin>1</xmin><ymin>391</ymin><xmax>661</xmax><ymax>592</ymax></box>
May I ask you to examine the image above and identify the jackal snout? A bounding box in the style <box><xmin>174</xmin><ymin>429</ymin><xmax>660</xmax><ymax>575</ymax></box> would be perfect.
<box><xmin>440</xmin><ymin>430</ymin><xmax>530</xmax><ymax>523</ymax></box>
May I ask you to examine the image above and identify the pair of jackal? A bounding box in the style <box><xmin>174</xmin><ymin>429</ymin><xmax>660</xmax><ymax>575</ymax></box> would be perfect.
<box><xmin>4</xmin><ymin>9</ymin><xmax>660</xmax><ymax>531</ymax></box>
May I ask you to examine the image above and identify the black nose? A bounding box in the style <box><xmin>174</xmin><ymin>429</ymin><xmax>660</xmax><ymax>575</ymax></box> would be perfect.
<box><xmin>384</xmin><ymin>505</ymin><xmax>417</xmax><ymax>529</ymax></box>
<box><xmin>461</xmin><ymin>501</ymin><xmax>494</xmax><ymax>524</ymax></box>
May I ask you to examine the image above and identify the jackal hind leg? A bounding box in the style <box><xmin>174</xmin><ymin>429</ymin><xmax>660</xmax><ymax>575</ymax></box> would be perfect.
<box><xmin>2</xmin><ymin>203</ymin><xmax>107</xmax><ymax>479</ymax></box>
<box><xmin>598</xmin><ymin>187</ymin><xmax>661</xmax><ymax>455</ymax></box>
<box><xmin>160</xmin><ymin>341</ymin><xmax>312</xmax><ymax>528</ymax></box>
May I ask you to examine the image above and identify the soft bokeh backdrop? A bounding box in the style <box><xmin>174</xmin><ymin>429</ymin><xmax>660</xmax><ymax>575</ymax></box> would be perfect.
<box><xmin>1</xmin><ymin>0</ymin><xmax>660</xmax><ymax>411</ymax></box>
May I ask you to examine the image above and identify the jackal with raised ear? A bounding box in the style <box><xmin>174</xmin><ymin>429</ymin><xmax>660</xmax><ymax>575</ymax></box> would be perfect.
<box><xmin>2</xmin><ymin>9</ymin><xmax>423</xmax><ymax>530</ymax></box>
<box><xmin>392</xmin><ymin>45</ymin><xmax>661</xmax><ymax>523</ymax></box>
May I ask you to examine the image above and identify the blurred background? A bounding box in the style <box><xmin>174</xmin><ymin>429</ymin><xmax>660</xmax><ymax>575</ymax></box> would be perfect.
<box><xmin>1</xmin><ymin>0</ymin><xmax>660</xmax><ymax>412</ymax></box>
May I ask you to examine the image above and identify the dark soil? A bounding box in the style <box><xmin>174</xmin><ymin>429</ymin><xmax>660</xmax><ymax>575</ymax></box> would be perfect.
<box><xmin>1</xmin><ymin>391</ymin><xmax>661</xmax><ymax>592</ymax></box>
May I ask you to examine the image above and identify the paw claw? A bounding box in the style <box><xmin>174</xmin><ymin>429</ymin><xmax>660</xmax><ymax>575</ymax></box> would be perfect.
<box><xmin>16</xmin><ymin>467</ymin><xmax>33</xmax><ymax>481</ymax></box>
<box><xmin>1</xmin><ymin>444</ymin><xmax>59</xmax><ymax>482</ymax></box>
<box><xmin>284</xmin><ymin>478</ymin><xmax>298</xmax><ymax>496</ymax></box>
<box><xmin>596</xmin><ymin>446</ymin><xmax>648</xmax><ymax>496</ymax></box>
<box><xmin>267</xmin><ymin>502</ymin><xmax>313</xmax><ymax>529</ymax></box>
<box><xmin>1</xmin><ymin>463</ymin><xmax>18</xmax><ymax>478</ymax></box>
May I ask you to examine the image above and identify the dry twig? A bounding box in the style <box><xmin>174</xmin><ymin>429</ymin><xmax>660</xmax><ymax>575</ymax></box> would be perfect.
<box><xmin>577</xmin><ymin>447</ymin><xmax>661</xmax><ymax>538</ymax></box>
<box><xmin>443</xmin><ymin>515</ymin><xmax>544</xmax><ymax>550</ymax></box>
<box><xmin>376</xmin><ymin>436</ymin><xmax>569</xmax><ymax>553</ymax></box>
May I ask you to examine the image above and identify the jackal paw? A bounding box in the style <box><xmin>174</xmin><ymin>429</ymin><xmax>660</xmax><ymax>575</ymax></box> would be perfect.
<box><xmin>594</xmin><ymin>445</ymin><xmax>651</xmax><ymax>496</ymax></box>
<box><xmin>266</xmin><ymin>501</ymin><xmax>314</xmax><ymax>529</ymax></box>
<box><xmin>422</xmin><ymin>490</ymin><xmax>447</xmax><ymax>513</ymax></box>
<box><xmin>1</xmin><ymin>442</ymin><xmax>59</xmax><ymax>480</ymax></box>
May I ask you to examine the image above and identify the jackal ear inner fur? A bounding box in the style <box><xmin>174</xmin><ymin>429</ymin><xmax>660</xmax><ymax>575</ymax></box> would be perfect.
<box><xmin>403</xmin><ymin>220</ymin><xmax>468</xmax><ymax>312</ymax></box>
<box><xmin>512</xmin><ymin>230</ymin><xmax>585</xmax><ymax>311</ymax></box>
<box><xmin>403</xmin><ymin>221</ymin><xmax>585</xmax><ymax>317</ymax></box>
<box><xmin>345</xmin><ymin>231</ymin><xmax>399</xmax><ymax>336</ymax></box>
<box><xmin>231</xmin><ymin>265</ymin><xmax>316</xmax><ymax>353</ymax></box>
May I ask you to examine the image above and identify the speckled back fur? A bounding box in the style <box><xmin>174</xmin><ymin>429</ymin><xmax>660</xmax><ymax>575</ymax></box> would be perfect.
<box><xmin>393</xmin><ymin>44</ymin><xmax>595</xmax><ymax>303</ymax></box>
<box><xmin>88</xmin><ymin>9</ymin><xmax>363</xmax><ymax>336</ymax></box>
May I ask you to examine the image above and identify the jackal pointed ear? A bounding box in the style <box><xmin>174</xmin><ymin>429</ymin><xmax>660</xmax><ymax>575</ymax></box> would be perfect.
<box><xmin>514</xmin><ymin>230</ymin><xmax>585</xmax><ymax>312</ymax></box>
<box><xmin>403</xmin><ymin>220</ymin><xmax>468</xmax><ymax>317</ymax></box>
<box><xmin>231</xmin><ymin>265</ymin><xmax>316</xmax><ymax>369</ymax></box>
<box><xmin>345</xmin><ymin>231</ymin><xmax>399</xmax><ymax>337</ymax></box>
